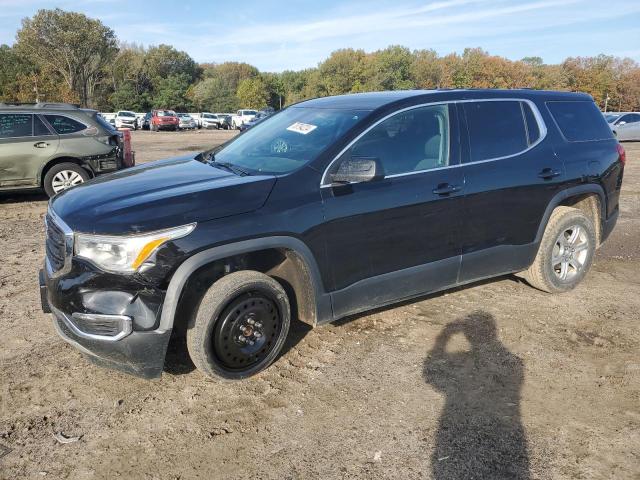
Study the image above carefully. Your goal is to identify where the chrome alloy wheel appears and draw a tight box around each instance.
[51,170,85,193]
[552,225,590,281]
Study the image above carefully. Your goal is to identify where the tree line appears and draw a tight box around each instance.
[1,8,639,113]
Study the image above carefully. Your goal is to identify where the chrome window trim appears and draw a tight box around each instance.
[320,97,547,188]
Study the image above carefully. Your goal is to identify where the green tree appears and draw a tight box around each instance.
[15,8,117,107]
[236,76,269,109]
[144,44,200,84]
[152,73,192,111]
[317,48,366,95]
[190,77,239,112]
[363,45,415,91]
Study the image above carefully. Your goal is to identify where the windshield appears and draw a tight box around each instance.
[208,107,370,174]
[119,111,135,117]
[242,110,258,116]
[605,114,621,123]
[157,110,175,117]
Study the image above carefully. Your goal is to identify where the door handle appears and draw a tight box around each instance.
[538,168,561,179]
[432,183,462,195]
[34,142,49,148]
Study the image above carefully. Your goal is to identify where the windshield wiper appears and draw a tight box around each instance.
[209,157,250,176]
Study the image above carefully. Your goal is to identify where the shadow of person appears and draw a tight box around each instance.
[424,311,530,480]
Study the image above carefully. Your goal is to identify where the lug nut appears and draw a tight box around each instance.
[247,318,255,325]
[254,332,262,338]
[255,322,262,328]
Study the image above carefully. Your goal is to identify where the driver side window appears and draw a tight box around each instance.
[345,104,450,176]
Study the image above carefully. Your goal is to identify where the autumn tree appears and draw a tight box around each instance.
[15,9,117,107]
[237,76,269,109]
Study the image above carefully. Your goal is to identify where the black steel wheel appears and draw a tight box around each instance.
[212,292,283,370]
[187,271,290,379]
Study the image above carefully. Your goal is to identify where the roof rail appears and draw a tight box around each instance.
[0,102,80,109]
[34,102,80,109]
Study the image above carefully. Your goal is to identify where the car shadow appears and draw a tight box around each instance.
[423,311,530,479]
[163,275,526,377]
[332,274,523,327]
[163,319,312,376]
[0,191,48,204]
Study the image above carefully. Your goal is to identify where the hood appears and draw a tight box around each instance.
[51,156,277,234]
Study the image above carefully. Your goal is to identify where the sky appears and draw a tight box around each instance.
[0,0,639,72]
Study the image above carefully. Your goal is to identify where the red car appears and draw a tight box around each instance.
[151,110,179,131]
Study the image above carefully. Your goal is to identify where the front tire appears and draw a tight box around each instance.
[43,162,89,197]
[187,271,291,380]
[523,206,596,293]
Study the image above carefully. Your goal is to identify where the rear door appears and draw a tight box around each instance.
[320,103,465,317]
[0,113,59,188]
[457,99,561,282]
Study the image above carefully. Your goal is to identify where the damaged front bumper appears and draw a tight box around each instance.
[39,263,172,379]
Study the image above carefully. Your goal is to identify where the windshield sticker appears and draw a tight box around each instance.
[286,122,317,135]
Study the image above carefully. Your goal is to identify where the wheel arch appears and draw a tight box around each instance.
[39,156,94,186]
[159,237,332,333]
[535,184,606,246]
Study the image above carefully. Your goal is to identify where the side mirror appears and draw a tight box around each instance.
[330,156,384,185]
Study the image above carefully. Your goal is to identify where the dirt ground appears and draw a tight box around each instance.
[0,130,639,480]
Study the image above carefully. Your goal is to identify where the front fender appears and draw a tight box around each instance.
[158,236,333,332]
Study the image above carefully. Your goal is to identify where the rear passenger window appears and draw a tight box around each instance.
[546,101,613,142]
[44,115,86,134]
[347,104,450,176]
[0,114,33,138]
[522,102,541,145]
[463,101,528,162]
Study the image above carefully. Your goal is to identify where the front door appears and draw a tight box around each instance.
[0,113,59,188]
[320,103,465,318]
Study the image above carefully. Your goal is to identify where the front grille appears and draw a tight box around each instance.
[46,215,67,272]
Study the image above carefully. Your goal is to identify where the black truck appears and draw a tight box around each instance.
[40,89,625,380]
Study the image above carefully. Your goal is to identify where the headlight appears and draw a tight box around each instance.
[74,223,196,273]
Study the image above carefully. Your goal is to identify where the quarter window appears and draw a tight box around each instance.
[0,114,33,138]
[546,101,613,142]
[44,115,86,134]
[344,104,450,176]
[463,101,528,162]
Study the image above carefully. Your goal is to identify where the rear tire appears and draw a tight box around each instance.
[523,206,596,293]
[187,271,291,380]
[43,162,89,197]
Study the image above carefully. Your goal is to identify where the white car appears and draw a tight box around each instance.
[606,112,640,141]
[198,112,220,129]
[177,113,197,130]
[114,110,137,130]
[231,109,258,130]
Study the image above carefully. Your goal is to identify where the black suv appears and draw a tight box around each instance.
[39,90,625,380]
